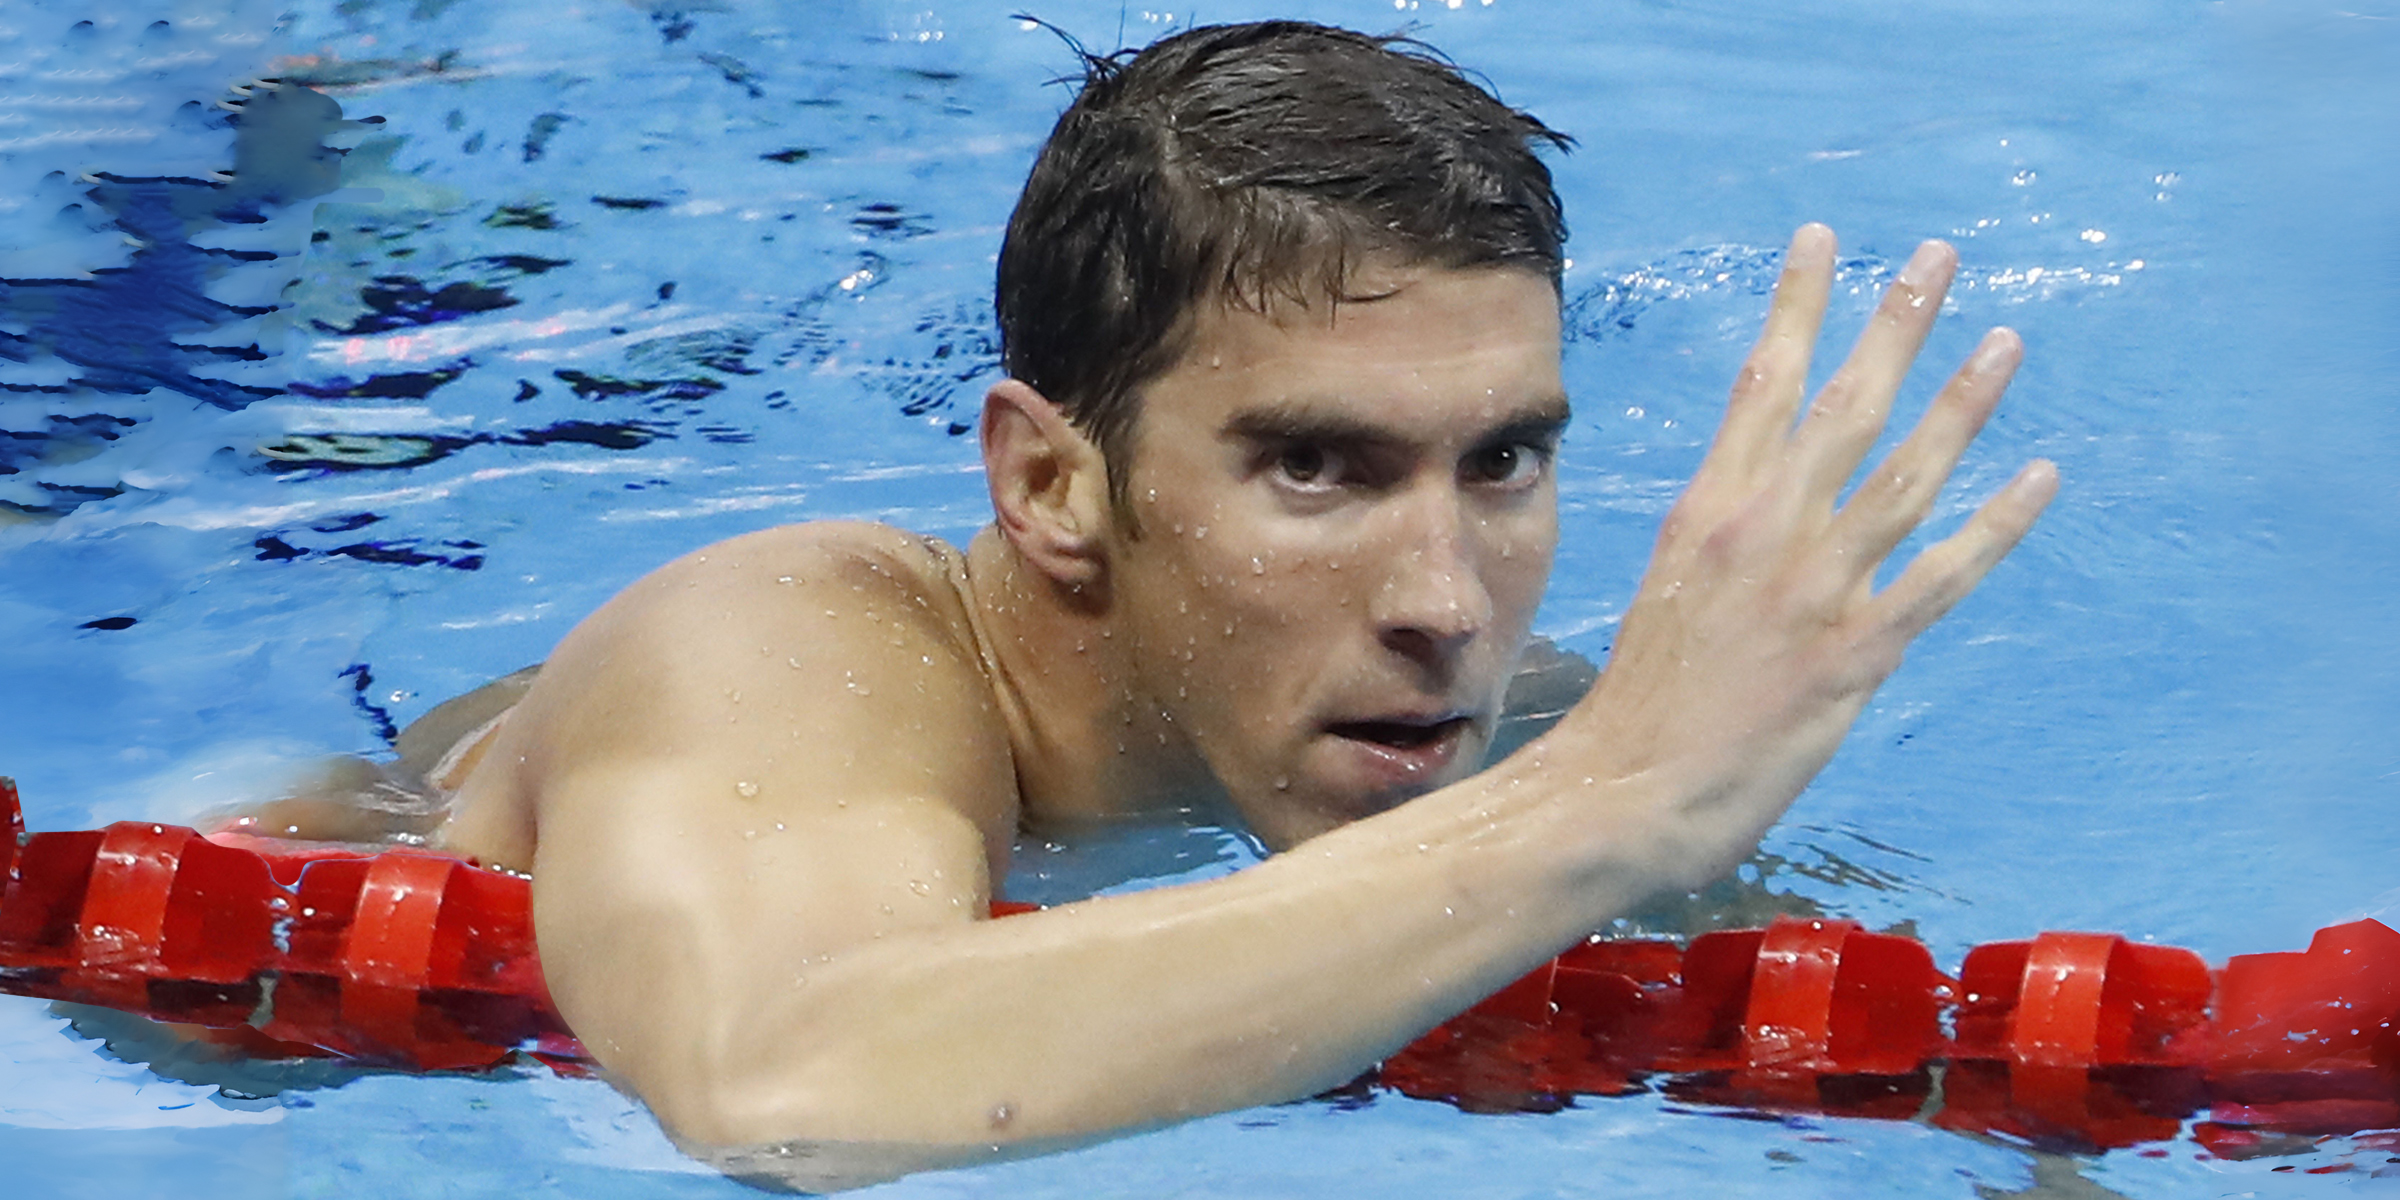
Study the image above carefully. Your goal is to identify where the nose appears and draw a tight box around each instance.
[1369,486,1493,669]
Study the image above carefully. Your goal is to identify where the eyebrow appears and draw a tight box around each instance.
[1222,395,1574,449]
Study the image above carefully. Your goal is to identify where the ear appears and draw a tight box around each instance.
[980,379,1113,589]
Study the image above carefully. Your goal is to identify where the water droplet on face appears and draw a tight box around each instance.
[735,780,761,798]
[777,575,795,585]
[909,879,931,896]
[1250,557,1265,575]
[1272,777,1290,791]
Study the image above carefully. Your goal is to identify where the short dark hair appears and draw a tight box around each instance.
[995,21,1572,511]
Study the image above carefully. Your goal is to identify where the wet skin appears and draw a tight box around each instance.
[391,226,2056,1188]
[1106,263,1566,848]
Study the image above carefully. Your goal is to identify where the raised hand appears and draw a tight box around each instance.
[1567,224,2057,885]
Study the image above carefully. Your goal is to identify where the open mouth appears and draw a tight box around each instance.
[1326,716,1470,749]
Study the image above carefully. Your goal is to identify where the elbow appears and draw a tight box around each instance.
[635,1053,822,1152]
[640,1067,1011,1194]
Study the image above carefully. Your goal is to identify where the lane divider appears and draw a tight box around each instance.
[1,778,2392,1154]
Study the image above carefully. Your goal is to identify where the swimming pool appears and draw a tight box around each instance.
[3,0,2395,1195]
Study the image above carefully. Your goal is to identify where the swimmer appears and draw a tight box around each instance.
[262,22,2055,1188]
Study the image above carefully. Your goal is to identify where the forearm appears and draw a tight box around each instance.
[618,757,1678,1152]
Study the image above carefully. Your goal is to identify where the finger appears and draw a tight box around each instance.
[1826,327,2023,573]
[1705,224,1836,482]
[1869,458,2058,640]
[1786,241,1958,504]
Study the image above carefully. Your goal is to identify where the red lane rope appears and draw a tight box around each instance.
[1,778,2392,1154]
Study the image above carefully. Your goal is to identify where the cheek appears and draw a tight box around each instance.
[1481,507,1559,613]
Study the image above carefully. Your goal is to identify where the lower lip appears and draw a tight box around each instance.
[1326,721,1469,794]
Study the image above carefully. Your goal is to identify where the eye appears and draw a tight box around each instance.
[1463,441,1547,488]
[1272,443,1345,490]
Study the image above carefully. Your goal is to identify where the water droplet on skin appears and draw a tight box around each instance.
[735,780,760,798]
[788,657,803,669]
[909,879,931,896]
[1273,777,1290,791]
[1250,557,1265,575]
[1193,525,1208,539]
[777,575,796,585]
[879,903,893,914]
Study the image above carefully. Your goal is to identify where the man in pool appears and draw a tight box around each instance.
[277,20,2054,1186]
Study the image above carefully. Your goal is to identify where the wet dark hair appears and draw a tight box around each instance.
[995,20,1573,512]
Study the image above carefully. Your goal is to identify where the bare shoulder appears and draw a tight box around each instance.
[587,520,977,637]
[447,520,1018,869]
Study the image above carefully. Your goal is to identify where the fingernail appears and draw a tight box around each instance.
[2011,459,2059,498]
[1970,330,2018,373]
[1899,240,1957,288]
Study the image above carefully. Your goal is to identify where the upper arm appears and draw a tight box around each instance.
[500,524,1020,1119]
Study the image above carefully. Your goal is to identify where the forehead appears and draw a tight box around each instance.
[1140,262,1566,435]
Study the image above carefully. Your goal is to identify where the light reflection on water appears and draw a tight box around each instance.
[0,1,2393,1196]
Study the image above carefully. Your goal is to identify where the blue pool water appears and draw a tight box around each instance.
[2,0,2395,1195]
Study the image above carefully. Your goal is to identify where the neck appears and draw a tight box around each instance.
[962,527,1218,825]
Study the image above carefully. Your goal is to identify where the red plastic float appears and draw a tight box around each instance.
[3,776,2395,1156]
